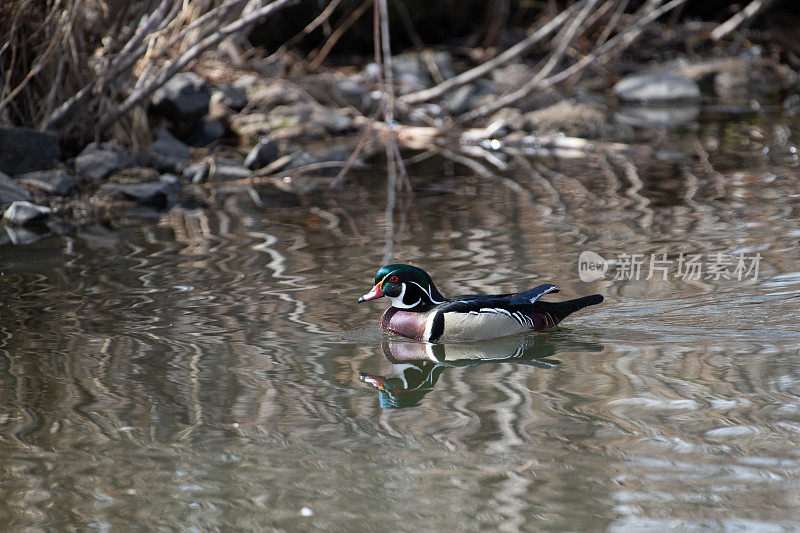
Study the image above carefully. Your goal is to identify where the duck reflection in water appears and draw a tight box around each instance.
[360,334,602,409]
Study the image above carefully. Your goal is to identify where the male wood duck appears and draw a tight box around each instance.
[358,264,603,342]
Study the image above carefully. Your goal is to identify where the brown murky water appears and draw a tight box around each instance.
[1,110,800,530]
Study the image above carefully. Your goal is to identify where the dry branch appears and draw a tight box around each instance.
[461,0,690,122]
[351,116,650,157]
[2,0,298,144]
[99,0,299,131]
[399,3,580,105]
[711,0,775,41]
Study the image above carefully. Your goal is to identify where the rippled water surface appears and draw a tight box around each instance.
[2,114,800,530]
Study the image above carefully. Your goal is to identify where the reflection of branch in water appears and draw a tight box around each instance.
[620,156,654,231]
[509,153,564,215]
[382,162,396,264]
[439,148,537,205]
[691,136,728,202]
[596,153,625,209]
[532,161,598,207]
[360,335,603,409]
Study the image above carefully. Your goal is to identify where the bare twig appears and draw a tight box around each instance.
[595,0,630,48]
[482,0,511,48]
[461,0,690,122]
[399,3,580,105]
[595,0,689,62]
[374,0,409,191]
[266,0,344,64]
[711,0,775,41]
[308,0,373,71]
[328,106,382,189]
[462,0,600,121]
[43,0,180,129]
[98,0,298,131]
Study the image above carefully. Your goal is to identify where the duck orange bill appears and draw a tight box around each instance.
[358,284,384,303]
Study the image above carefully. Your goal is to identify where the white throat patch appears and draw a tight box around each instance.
[390,283,421,309]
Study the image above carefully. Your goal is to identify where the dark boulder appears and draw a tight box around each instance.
[189,118,225,147]
[151,72,211,123]
[151,128,192,160]
[212,83,248,111]
[245,138,279,170]
[75,142,133,183]
[0,127,59,175]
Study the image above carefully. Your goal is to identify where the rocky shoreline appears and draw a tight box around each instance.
[1,39,798,247]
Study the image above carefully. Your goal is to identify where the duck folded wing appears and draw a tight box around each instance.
[511,284,559,304]
[436,292,604,341]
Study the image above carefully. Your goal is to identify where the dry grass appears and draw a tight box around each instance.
[0,0,296,149]
[0,0,777,155]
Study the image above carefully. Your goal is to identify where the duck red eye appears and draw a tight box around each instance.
[389,275,400,283]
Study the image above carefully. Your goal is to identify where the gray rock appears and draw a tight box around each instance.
[151,72,210,122]
[314,109,352,134]
[160,173,181,187]
[0,171,32,204]
[615,104,700,128]
[336,75,369,104]
[391,51,454,82]
[100,174,181,208]
[445,80,497,115]
[75,142,133,182]
[614,71,700,103]
[245,138,279,170]
[331,73,378,115]
[148,128,191,173]
[190,118,225,147]
[289,145,348,176]
[396,73,428,95]
[2,201,51,226]
[407,103,445,125]
[17,169,75,196]
[291,151,319,168]
[0,127,60,175]
[445,84,479,115]
[366,51,455,94]
[213,83,248,111]
[151,128,192,160]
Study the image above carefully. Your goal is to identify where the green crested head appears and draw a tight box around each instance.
[359,264,446,310]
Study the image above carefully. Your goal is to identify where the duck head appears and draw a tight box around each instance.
[358,264,446,310]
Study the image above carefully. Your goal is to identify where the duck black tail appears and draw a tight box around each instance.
[533,294,603,326]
